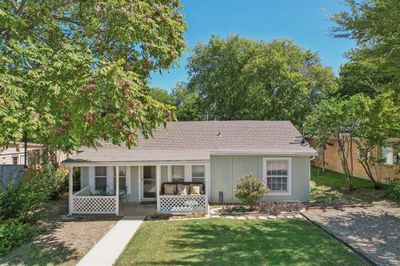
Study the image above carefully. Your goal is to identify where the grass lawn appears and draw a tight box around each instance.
[310,167,388,204]
[115,218,367,266]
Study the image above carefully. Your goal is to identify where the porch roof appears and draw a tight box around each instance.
[63,149,210,166]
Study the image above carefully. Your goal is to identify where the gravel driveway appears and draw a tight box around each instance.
[303,201,400,266]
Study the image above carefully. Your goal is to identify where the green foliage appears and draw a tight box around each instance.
[385,178,400,201]
[0,163,63,223]
[333,0,400,97]
[186,35,338,127]
[235,173,269,210]
[148,87,175,106]
[171,83,203,121]
[0,1,186,151]
[0,163,67,255]
[0,221,34,256]
[307,93,400,189]
[306,96,362,191]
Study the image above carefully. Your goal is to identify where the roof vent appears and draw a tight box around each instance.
[216,131,221,137]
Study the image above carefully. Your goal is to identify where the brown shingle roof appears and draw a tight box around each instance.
[64,121,316,164]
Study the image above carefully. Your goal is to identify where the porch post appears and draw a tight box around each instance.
[156,165,161,213]
[205,163,211,214]
[68,166,73,215]
[116,166,120,216]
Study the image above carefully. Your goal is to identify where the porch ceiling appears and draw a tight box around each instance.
[63,149,210,166]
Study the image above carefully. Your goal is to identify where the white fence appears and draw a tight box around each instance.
[159,194,208,213]
[71,186,117,214]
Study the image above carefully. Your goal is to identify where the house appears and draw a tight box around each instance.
[0,142,43,165]
[63,121,316,215]
[0,142,71,186]
[310,138,400,182]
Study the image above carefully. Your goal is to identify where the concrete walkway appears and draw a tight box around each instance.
[77,216,144,266]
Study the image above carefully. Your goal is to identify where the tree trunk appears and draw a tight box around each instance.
[359,160,380,189]
[337,134,353,192]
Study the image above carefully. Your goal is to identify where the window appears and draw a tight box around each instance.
[172,165,185,182]
[113,166,127,191]
[95,166,107,191]
[19,155,25,165]
[192,165,205,183]
[357,149,370,159]
[380,145,394,165]
[12,156,18,165]
[264,159,291,194]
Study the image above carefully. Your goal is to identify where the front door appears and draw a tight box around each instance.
[142,166,156,200]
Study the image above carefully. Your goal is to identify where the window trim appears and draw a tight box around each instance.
[95,166,107,191]
[263,158,292,196]
[380,145,394,166]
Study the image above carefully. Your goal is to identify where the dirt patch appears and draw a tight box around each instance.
[0,196,120,266]
[303,200,400,266]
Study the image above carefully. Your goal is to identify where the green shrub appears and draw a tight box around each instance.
[0,221,34,256]
[385,179,400,201]
[0,165,58,223]
[235,173,269,210]
[41,163,68,200]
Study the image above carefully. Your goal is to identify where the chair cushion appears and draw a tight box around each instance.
[164,184,176,195]
[177,184,188,195]
[190,184,202,195]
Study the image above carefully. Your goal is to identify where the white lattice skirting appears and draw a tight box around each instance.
[72,187,116,214]
[159,195,208,213]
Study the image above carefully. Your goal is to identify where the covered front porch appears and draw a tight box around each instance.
[66,160,210,216]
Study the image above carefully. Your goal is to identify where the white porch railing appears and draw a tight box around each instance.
[71,186,117,214]
[159,194,208,213]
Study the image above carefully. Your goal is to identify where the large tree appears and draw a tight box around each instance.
[333,0,400,97]
[0,0,186,151]
[306,96,360,191]
[171,82,203,121]
[186,35,338,127]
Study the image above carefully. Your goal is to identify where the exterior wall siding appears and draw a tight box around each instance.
[309,139,399,182]
[210,155,310,203]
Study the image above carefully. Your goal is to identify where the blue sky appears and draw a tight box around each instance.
[150,0,355,91]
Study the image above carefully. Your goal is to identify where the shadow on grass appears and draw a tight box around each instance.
[0,196,119,265]
[118,219,366,266]
[310,167,389,205]
[0,221,79,265]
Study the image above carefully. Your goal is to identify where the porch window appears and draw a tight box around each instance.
[380,145,394,165]
[95,166,107,191]
[172,165,185,182]
[192,165,205,183]
[263,158,291,194]
[113,166,127,192]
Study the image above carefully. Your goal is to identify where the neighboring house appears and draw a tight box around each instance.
[63,121,316,215]
[0,142,71,186]
[0,142,42,186]
[0,142,43,165]
[310,138,400,182]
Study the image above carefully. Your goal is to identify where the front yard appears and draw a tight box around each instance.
[115,218,367,266]
[0,197,120,266]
